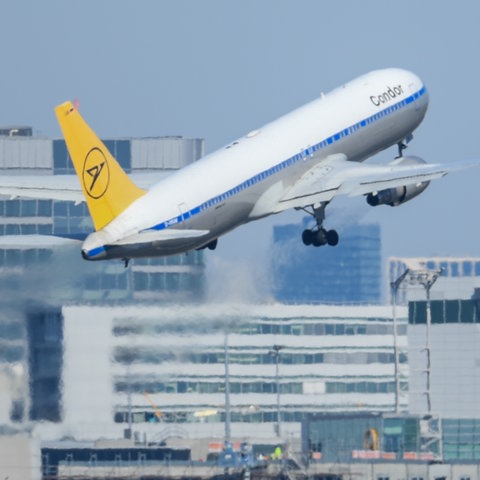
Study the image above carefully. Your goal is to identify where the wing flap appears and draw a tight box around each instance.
[275,156,480,212]
[345,158,480,196]
[275,154,348,211]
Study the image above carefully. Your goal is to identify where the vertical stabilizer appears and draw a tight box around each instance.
[55,101,145,231]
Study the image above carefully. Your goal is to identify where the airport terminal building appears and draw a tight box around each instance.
[3,130,480,474]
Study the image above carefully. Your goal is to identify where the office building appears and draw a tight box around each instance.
[32,303,408,441]
[408,296,480,418]
[272,220,381,304]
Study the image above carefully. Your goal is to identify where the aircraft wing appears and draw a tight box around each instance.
[275,155,479,212]
[0,234,82,248]
[0,172,169,202]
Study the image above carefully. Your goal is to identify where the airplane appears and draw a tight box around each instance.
[0,68,477,263]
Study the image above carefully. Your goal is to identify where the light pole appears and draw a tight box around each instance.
[408,267,443,461]
[390,268,410,413]
[408,268,442,414]
[224,332,231,441]
[269,345,284,438]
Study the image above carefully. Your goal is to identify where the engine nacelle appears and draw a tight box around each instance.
[366,156,430,207]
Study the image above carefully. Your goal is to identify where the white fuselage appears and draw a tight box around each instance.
[82,68,429,260]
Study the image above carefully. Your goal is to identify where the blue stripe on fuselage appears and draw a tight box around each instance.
[147,86,427,233]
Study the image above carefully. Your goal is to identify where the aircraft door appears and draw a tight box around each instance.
[178,202,191,229]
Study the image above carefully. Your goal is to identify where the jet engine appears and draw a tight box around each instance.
[366,156,430,207]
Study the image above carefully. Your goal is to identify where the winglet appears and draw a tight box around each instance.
[54,101,146,230]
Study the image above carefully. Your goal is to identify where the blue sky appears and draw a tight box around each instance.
[1,0,480,288]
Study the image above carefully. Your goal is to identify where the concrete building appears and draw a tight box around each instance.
[408,297,480,419]
[388,257,480,423]
[27,303,408,442]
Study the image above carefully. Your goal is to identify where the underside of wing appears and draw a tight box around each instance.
[275,155,480,212]
[0,172,168,202]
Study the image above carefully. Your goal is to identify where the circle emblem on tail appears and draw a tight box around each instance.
[82,148,110,199]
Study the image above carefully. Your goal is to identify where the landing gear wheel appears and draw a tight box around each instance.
[302,229,314,246]
[299,202,339,248]
[326,229,339,246]
[312,229,328,247]
[301,228,339,247]
[207,239,218,250]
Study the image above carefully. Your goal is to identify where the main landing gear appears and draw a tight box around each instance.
[196,239,218,251]
[396,133,413,158]
[300,202,339,248]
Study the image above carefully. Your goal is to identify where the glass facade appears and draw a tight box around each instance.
[303,414,384,462]
[272,221,381,304]
[409,299,480,324]
[443,418,480,461]
[304,415,480,463]
[105,305,408,426]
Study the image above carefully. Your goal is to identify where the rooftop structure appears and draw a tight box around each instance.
[388,256,480,304]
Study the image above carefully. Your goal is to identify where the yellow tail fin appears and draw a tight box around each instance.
[54,101,146,231]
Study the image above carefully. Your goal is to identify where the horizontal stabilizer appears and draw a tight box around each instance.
[0,234,82,249]
[0,172,169,203]
[0,176,84,202]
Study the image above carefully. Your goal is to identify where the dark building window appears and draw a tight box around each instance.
[27,310,63,422]
[409,299,480,324]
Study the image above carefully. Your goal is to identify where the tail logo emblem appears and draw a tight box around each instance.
[82,148,110,199]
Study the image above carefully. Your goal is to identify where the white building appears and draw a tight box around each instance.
[408,297,480,418]
[388,257,480,419]
[31,303,409,442]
